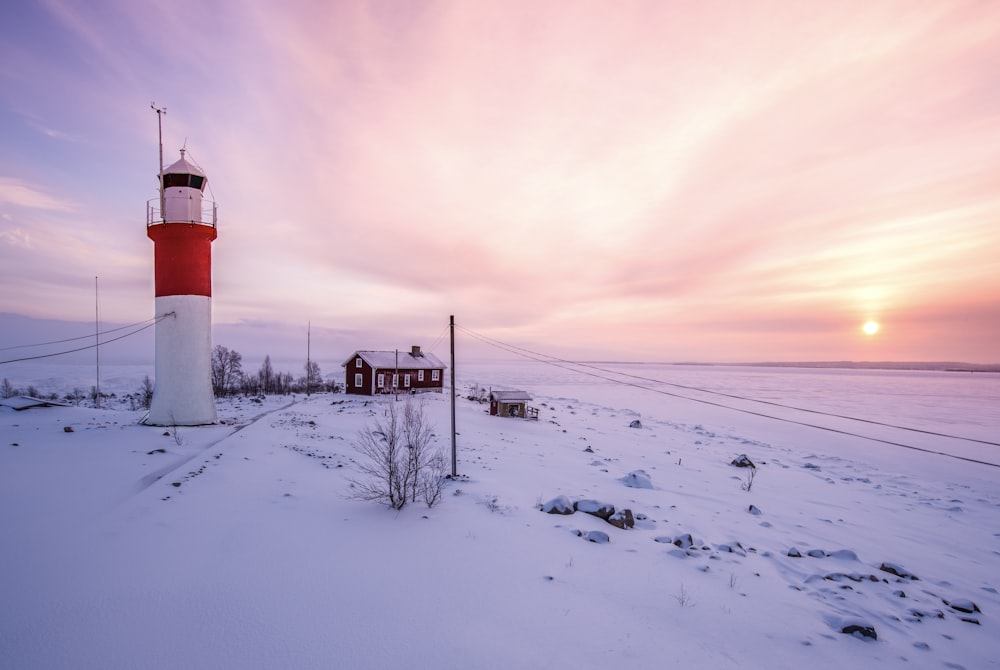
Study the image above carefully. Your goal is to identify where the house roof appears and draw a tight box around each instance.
[343,350,446,370]
[0,395,70,411]
[490,390,532,402]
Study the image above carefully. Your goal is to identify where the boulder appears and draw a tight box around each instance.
[947,599,981,614]
[841,624,877,640]
[731,454,755,468]
[540,495,575,515]
[622,469,653,489]
[584,530,610,544]
[629,419,643,429]
[747,504,762,516]
[879,562,917,579]
[607,509,635,530]
[575,499,615,520]
[673,533,694,549]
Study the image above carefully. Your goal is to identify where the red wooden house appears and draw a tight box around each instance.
[342,346,446,396]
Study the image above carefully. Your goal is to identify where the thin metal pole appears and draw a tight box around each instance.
[306,321,311,397]
[450,315,457,477]
[151,103,166,219]
[95,276,100,409]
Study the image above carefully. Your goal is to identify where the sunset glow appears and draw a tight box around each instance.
[863,321,880,336]
[1,2,999,363]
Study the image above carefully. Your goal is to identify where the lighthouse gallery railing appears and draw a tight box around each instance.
[147,197,218,228]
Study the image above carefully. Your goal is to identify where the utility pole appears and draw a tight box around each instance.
[450,315,457,477]
[306,321,311,397]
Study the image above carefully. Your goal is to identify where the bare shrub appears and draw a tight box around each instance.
[349,399,444,510]
[741,466,757,493]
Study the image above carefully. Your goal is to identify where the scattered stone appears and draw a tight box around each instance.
[842,624,877,640]
[607,509,635,530]
[731,454,755,468]
[63,426,74,433]
[807,549,827,558]
[575,499,615,521]
[880,562,917,579]
[171,482,182,487]
[654,536,674,544]
[947,599,981,614]
[540,495,575,515]
[584,530,610,544]
[147,448,166,455]
[673,533,694,549]
[748,504,762,516]
[961,617,981,625]
[629,419,643,429]
[827,549,859,561]
[583,446,594,453]
[622,469,653,489]
[788,547,802,558]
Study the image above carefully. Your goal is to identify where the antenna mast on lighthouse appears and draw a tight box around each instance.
[151,102,166,219]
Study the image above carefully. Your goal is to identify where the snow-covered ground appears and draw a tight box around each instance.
[1,362,998,669]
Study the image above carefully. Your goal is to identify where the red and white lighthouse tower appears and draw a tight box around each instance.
[145,149,218,425]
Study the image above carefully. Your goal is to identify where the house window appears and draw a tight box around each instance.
[392,374,399,389]
[355,358,362,368]
[354,373,363,388]
[404,374,411,388]
[377,373,385,388]
[418,370,425,382]
[432,370,440,382]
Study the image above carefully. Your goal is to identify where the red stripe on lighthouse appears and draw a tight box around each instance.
[148,224,218,297]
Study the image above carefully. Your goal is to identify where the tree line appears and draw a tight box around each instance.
[210,345,335,397]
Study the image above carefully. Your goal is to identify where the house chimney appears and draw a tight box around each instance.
[411,345,422,357]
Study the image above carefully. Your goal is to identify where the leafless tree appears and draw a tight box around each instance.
[139,375,154,410]
[211,345,243,397]
[349,399,444,509]
[1,378,14,399]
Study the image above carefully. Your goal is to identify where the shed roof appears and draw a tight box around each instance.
[490,390,532,402]
[343,350,446,370]
[0,396,70,411]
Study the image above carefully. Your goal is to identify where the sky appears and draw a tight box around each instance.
[1,0,999,365]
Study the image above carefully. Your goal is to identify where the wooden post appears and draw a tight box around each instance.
[450,315,457,477]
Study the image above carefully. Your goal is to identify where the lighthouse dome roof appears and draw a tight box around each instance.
[161,151,206,177]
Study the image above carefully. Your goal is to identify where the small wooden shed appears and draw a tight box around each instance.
[489,390,537,419]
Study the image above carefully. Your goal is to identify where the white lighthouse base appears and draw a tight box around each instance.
[146,294,218,426]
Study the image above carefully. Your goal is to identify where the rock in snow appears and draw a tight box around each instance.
[622,469,653,489]
[575,499,615,520]
[584,530,610,544]
[731,454,755,468]
[540,495,575,515]
[842,624,878,640]
[607,509,635,529]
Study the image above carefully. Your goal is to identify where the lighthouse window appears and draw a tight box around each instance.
[161,174,205,190]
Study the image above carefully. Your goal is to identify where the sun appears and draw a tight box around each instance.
[862,320,880,336]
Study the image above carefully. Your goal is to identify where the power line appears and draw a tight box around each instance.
[0,313,172,365]
[0,316,162,352]
[455,324,1000,469]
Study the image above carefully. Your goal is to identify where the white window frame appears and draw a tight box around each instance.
[355,358,362,368]
[431,369,440,382]
[404,373,411,388]
[418,370,425,382]
[377,373,385,389]
[354,373,363,387]
[392,373,399,389]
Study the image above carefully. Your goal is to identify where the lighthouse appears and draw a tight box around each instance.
[145,149,219,425]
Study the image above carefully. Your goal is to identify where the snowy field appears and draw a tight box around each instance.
[2,361,999,669]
